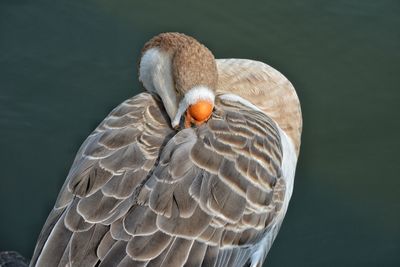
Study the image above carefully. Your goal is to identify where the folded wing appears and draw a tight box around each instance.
[31,59,298,267]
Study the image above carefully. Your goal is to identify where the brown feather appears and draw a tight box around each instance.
[123,205,158,236]
[110,218,131,241]
[34,212,72,266]
[126,231,172,261]
[117,256,147,267]
[159,237,193,267]
[64,197,93,232]
[69,224,108,266]
[184,241,208,267]
[96,231,116,260]
[98,240,128,267]
[31,35,302,267]
[201,245,219,267]
[216,58,302,154]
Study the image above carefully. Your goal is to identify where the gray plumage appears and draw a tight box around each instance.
[30,33,302,267]
[30,92,285,267]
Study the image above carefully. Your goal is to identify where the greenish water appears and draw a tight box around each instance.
[1,0,399,266]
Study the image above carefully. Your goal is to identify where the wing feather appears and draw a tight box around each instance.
[126,231,172,261]
[184,240,208,267]
[97,231,116,260]
[32,59,300,267]
[121,97,285,266]
[30,93,174,266]
[98,240,128,267]
[69,224,108,266]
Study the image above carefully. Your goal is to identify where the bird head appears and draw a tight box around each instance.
[138,32,217,129]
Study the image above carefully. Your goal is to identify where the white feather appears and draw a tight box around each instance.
[139,48,178,121]
[250,126,298,266]
[219,93,263,113]
[222,92,298,265]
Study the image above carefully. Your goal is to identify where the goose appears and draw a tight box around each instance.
[30,32,302,267]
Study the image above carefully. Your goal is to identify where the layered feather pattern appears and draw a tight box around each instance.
[30,58,301,267]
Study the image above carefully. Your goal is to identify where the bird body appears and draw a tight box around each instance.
[30,33,302,267]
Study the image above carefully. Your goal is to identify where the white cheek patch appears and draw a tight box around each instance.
[172,86,215,128]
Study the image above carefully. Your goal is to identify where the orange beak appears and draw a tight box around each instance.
[184,100,213,128]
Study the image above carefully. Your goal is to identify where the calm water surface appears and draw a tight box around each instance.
[1,0,399,266]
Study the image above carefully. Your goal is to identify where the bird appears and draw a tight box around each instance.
[30,32,302,267]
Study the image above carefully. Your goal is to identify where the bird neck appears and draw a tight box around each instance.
[139,47,178,122]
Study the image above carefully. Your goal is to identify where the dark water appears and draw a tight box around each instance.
[1,0,399,266]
